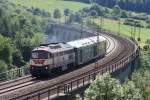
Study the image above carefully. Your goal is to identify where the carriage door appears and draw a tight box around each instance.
[80,49,83,64]
[93,44,97,57]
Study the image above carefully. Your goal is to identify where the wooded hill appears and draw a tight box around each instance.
[69,0,150,13]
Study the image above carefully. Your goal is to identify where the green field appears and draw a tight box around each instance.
[94,18,150,46]
[11,0,89,12]
[11,0,150,45]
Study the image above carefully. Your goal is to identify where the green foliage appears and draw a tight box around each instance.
[72,0,150,13]
[14,32,43,62]
[0,60,7,73]
[120,11,128,18]
[64,8,71,16]
[145,87,150,100]
[28,7,51,17]
[11,0,89,13]
[112,5,121,19]
[123,19,143,28]
[140,50,150,69]
[12,50,25,67]
[145,39,150,45]
[132,71,150,100]
[85,74,123,100]
[85,74,142,100]
[53,9,61,19]
[0,35,13,65]
[0,0,47,70]
[122,81,143,100]
[64,8,71,23]
[68,12,83,23]
[0,60,8,81]
[128,49,150,100]
[86,17,99,29]
[143,45,150,51]
[90,4,104,16]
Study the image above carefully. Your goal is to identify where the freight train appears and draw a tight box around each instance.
[30,36,107,77]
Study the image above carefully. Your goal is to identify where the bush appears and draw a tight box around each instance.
[143,45,150,51]
[0,35,13,65]
[0,60,8,81]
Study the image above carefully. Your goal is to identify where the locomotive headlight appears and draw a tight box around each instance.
[45,66,48,70]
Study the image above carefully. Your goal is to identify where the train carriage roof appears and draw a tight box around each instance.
[67,36,106,48]
[32,35,106,53]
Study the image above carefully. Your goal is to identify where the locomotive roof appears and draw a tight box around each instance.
[67,36,106,48]
[32,43,73,53]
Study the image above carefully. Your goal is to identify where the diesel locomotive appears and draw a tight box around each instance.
[30,36,107,77]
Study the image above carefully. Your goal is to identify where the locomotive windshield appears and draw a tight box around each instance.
[31,50,49,59]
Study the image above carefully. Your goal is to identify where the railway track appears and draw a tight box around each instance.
[0,75,33,91]
[0,32,137,100]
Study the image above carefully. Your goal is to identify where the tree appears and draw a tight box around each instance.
[112,5,121,19]
[64,8,70,23]
[33,8,41,16]
[68,14,75,23]
[0,60,8,81]
[122,81,143,100]
[68,12,83,24]
[74,0,150,13]
[120,11,128,18]
[85,73,143,100]
[85,74,123,100]
[132,71,150,99]
[12,50,25,67]
[90,3,103,16]
[53,9,61,23]
[0,35,13,65]
[0,60,7,73]
[0,0,48,70]
[0,7,5,18]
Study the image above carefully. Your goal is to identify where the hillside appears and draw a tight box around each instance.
[71,0,150,13]
[10,0,150,45]
[11,0,89,12]
[0,0,47,73]
[94,18,150,46]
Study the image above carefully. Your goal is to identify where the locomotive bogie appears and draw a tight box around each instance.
[30,65,51,77]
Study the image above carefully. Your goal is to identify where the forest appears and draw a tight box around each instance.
[0,0,50,73]
[69,0,150,13]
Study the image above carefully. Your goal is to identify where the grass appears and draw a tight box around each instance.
[94,18,150,46]
[11,0,90,13]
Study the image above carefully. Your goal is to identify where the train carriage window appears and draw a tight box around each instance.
[69,54,73,59]
[49,53,52,58]
[32,52,38,59]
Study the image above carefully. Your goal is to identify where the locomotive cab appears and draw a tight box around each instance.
[30,50,53,77]
[30,43,75,77]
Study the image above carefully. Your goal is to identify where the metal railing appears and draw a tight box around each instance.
[0,66,30,82]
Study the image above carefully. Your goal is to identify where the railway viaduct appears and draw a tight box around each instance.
[0,24,139,100]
